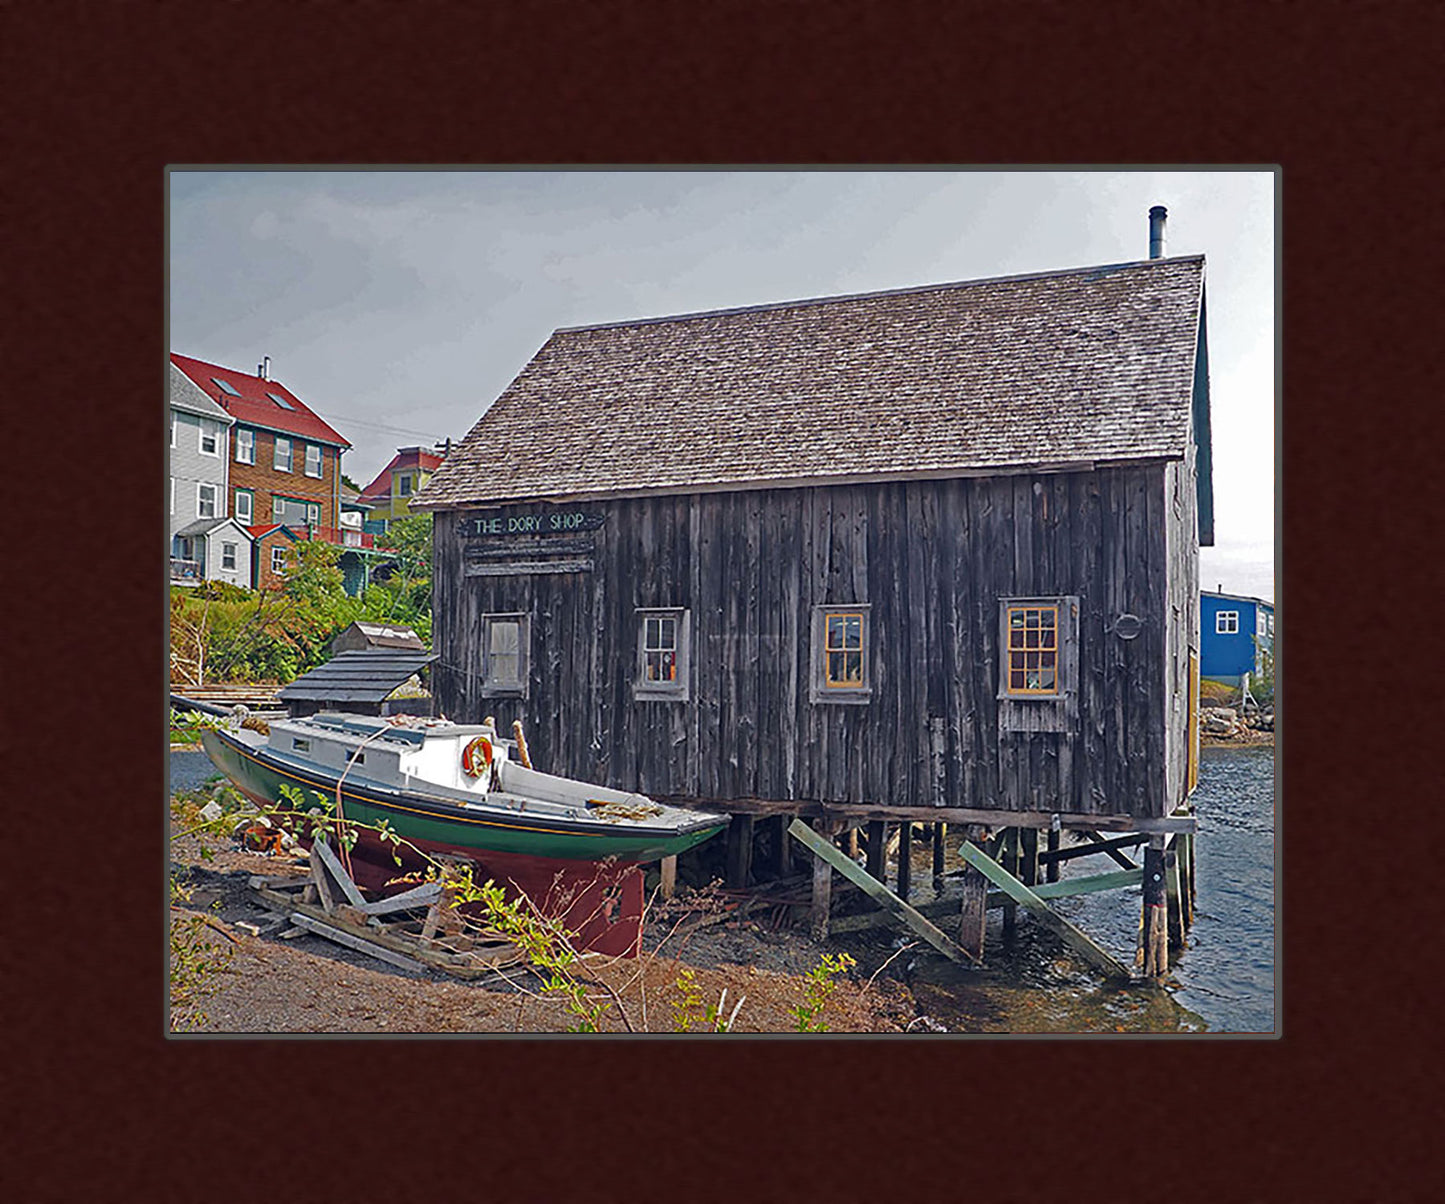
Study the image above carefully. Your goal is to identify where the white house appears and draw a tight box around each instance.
[170,362,237,584]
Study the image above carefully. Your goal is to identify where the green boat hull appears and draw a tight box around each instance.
[200,728,726,864]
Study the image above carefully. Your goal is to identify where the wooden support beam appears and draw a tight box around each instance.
[307,845,336,914]
[957,842,1133,981]
[288,913,429,974]
[932,822,947,891]
[1020,827,1039,888]
[1026,868,1142,900]
[958,826,988,961]
[1177,832,1194,928]
[311,838,367,909]
[865,820,887,881]
[725,814,755,889]
[845,827,859,860]
[659,854,677,901]
[768,815,790,877]
[897,822,913,902]
[1038,832,1146,867]
[358,880,443,916]
[788,819,978,966]
[1138,836,1169,978]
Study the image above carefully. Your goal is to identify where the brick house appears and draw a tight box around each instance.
[170,353,351,542]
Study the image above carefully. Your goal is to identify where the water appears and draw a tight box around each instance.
[842,745,1276,1034]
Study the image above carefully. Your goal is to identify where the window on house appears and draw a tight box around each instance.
[810,604,870,703]
[221,542,237,571]
[212,377,240,397]
[274,436,292,472]
[398,474,413,497]
[272,545,289,575]
[267,392,296,411]
[1005,604,1060,695]
[234,489,253,525]
[170,414,177,448]
[306,501,320,527]
[997,596,1080,726]
[636,609,690,699]
[1266,613,1274,638]
[305,444,322,478]
[197,483,217,519]
[1216,610,1239,635]
[199,420,219,456]
[481,614,528,695]
[235,427,254,464]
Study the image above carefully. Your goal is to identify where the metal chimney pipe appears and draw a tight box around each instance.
[263,355,271,380]
[1148,205,1168,259]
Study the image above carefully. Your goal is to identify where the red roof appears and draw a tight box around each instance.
[357,446,446,505]
[171,353,351,448]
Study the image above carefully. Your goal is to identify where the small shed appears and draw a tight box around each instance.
[329,621,427,655]
[277,648,438,718]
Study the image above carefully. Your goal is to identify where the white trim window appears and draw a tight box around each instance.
[221,541,237,571]
[234,427,254,465]
[397,473,413,497]
[1216,610,1239,635]
[274,435,292,472]
[170,413,178,448]
[197,482,218,519]
[234,489,253,525]
[306,501,320,527]
[271,545,289,575]
[635,608,690,700]
[480,614,528,696]
[170,477,175,514]
[198,419,220,457]
[304,443,323,478]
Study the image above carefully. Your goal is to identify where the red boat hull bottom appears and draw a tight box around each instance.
[343,838,645,958]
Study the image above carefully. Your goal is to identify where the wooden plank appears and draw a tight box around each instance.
[1026,868,1142,900]
[357,880,444,916]
[1138,835,1169,977]
[957,826,988,960]
[789,819,978,967]
[659,854,677,901]
[810,823,833,940]
[1038,832,1147,866]
[312,838,367,908]
[865,820,887,881]
[932,822,946,889]
[814,804,1196,834]
[897,822,912,901]
[1001,828,1018,947]
[957,841,1132,980]
[288,913,429,974]
[308,845,336,914]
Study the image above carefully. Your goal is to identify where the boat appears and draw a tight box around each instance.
[200,710,729,956]
[200,710,728,867]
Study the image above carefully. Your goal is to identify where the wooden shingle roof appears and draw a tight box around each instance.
[414,255,1206,509]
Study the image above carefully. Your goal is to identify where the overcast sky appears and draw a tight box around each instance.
[169,168,1276,601]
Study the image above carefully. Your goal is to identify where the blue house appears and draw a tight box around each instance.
[1200,589,1274,684]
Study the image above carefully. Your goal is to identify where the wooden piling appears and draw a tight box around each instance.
[810,820,834,940]
[1046,827,1061,883]
[1020,827,1039,889]
[767,815,790,877]
[846,826,859,860]
[1001,828,1019,948]
[897,822,913,901]
[725,814,755,889]
[1165,842,1185,950]
[1138,835,1169,977]
[865,820,887,882]
[932,822,947,890]
[957,826,988,960]
[659,854,677,901]
[1177,831,1194,928]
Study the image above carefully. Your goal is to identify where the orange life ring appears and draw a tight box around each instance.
[461,735,494,778]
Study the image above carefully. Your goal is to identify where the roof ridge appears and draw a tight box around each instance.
[554,254,1205,334]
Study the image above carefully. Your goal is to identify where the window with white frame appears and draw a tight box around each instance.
[481,614,528,696]
[170,477,175,514]
[397,474,413,497]
[170,413,178,448]
[274,436,292,472]
[306,501,319,527]
[1216,610,1239,635]
[635,609,689,699]
[197,483,218,519]
[271,545,289,575]
[810,604,871,703]
[235,427,254,464]
[305,443,322,478]
[199,420,219,456]
[221,542,237,571]
[234,489,253,525]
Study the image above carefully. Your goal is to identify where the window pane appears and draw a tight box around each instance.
[844,652,861,683]
[1039,667,1056,690]
[491,621,519,655]
[645,617,660,648]
[659,617,675,649]
[827,615,844,649]
[828,651,844,683]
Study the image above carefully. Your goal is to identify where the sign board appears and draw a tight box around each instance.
[457,508,606,539]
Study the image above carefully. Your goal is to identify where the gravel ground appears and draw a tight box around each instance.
[169,821,917,1035]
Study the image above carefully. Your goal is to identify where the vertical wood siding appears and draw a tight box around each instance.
[432,463,1182,820]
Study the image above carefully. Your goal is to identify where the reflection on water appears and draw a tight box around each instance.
[837,745,1276,1034]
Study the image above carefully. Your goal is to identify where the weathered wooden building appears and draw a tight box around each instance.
[415,216,1213,974]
